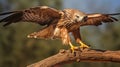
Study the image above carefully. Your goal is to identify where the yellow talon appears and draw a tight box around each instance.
[69,42,78,52]
[79,41,90,49]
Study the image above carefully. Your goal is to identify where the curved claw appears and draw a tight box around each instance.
[79,41,90,50]
[80,43,89,49]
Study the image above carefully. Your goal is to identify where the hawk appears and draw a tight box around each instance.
[0,6,120,52]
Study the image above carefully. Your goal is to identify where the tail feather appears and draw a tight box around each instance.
[27,25,55,39]
[0,11,23,26]
[27,25,56,39]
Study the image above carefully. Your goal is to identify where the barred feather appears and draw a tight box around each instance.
[80,13,120,26]
[0,6,61,26]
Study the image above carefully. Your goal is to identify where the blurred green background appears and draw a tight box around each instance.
[0,0,120,67]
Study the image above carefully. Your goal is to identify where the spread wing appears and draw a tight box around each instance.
[80,13,120,26]
[0,6,61,26]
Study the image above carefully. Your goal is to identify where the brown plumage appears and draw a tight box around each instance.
[0,6,61,26]
[0,6,120,51]
[80,13,119,26]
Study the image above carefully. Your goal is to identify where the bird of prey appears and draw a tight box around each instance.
[0,6,120,52]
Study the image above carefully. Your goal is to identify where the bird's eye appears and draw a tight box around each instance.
[76,15,79,18]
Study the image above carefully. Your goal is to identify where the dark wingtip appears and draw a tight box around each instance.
[0,11,20,16]
[0,11,23,26]
[3,22,12,27]
[0,11,19,23]
[107,13,120,15]
[110,17,118,21]
[0,18,5,23]
[0,12,13,15]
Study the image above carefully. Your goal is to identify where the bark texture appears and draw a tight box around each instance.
[27,48,120,67]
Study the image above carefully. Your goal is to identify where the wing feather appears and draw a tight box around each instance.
[0,6,61,26]
[80,13,119,26]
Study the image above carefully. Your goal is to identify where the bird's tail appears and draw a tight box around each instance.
[27,25,56,39]
[0,11,23,27]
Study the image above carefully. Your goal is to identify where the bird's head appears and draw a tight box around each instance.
[73,10,87,22]
[63,9,88,23]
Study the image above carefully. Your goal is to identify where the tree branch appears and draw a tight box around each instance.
[27,48,120,67]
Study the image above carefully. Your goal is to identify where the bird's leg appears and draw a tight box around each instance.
[60,27,78,53]
[72,28,90,50]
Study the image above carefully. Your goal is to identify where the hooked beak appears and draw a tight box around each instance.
[81,16,88,22]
